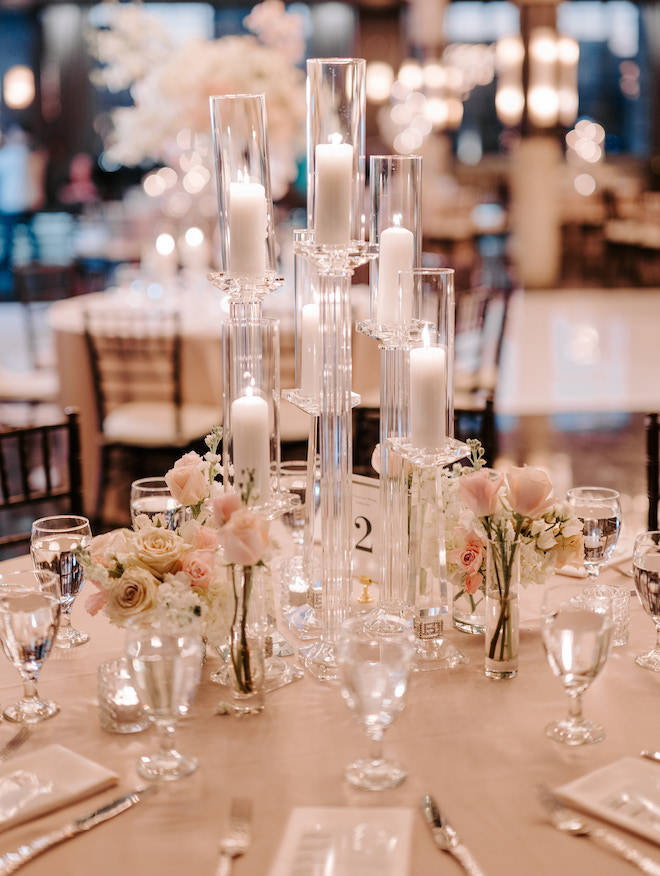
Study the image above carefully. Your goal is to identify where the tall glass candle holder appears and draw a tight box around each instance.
[369,155,422,331]
[299,269,355,681]
[209,93,282,301]
[306,58,366,249]
[222,318,283,514]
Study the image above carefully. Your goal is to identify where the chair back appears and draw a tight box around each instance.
[647,412,659,531]
[0,408,83,555]
[83,307,184,440]
[13,262,80,370]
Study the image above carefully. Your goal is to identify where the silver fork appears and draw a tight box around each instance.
[537,783,660,875]
[216,798,252,876]
[0,726,29,762]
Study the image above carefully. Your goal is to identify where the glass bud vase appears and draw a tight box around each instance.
[485,535,520,679]
[227,563,266,714]
[453,582,486,635]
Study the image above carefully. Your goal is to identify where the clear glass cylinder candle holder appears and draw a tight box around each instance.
[210,93,277,280]
[370,155,422,326]
[222,317,280,505]
[294,228,322,402]
[405,268,455,450]
[306,58,366,247]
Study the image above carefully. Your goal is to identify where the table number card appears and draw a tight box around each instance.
[352,474,380,582]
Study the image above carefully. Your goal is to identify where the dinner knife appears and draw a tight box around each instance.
[421,794,487,876]
[0,786,154,875]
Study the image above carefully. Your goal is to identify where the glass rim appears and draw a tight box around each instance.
[31,515,90,533]
[566,486,620,500]
[131,477,171,491]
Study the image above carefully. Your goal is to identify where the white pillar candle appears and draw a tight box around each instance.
[376,225,415,324]
[410,343,446,449]
[229,181,267,278]
[314,139,353,246]
[231,394,271,501]
[300,302,320,398]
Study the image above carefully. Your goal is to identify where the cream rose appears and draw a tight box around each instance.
[89,528,130,567]
[218,508,269,566]
[133,526,187,576]
[165,452,208,507]
[104,567,159,625]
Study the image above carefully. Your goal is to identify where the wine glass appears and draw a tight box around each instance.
[337,616,415,790]
[540,581,613,746]
[125,612,204,781]
[130,477,185,530]
[632,531,660,671]
[566,487,622,581]
[0,569,61,723]
[31,514,92,648]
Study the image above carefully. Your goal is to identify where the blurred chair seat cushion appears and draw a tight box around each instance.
[0,367,59,402]
[103,401,219,446]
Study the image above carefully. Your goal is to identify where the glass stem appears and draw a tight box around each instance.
[158,723,177,756]
[368,729,384,763]
[22,677,39,704]
[60,607,72,632]
[567,690,584,724]
[654,624,660,653]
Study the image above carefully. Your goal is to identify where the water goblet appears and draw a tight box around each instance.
[541,581,613,746]
[31,514,92,648]
[125,612,204,781]
[566,486,622,581]
[337,616,415,790]
[0,569,61,723]
[632,531,660,671]
[130,477,185,530]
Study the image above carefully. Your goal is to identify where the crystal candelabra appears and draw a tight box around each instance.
[383,269,470,670]
[284,58,378,681]
[209,91,302,692]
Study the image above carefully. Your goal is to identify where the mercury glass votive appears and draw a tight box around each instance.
[98,658,149,734]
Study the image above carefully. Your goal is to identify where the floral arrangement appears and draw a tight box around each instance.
[88,0,307,199]
[445,441,584,601]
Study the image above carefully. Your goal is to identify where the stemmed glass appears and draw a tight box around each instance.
[0,569,61,723]
[337,616,415,790]
[130,477,185,530]
[541,582,613,746]
[125,612,204,781]
[31,515,92,648]
[632,531,660,671]
[566,487,622,581]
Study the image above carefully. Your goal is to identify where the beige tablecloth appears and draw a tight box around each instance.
[0,550,657,876]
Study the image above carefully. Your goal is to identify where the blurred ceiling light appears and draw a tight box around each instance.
[495,29,578,130]
[3,65,35,109]
[398,60,424,91]
[143,172,167,198]
[156,232,175,256]
[184,226,204,248]
[366,61,394,103]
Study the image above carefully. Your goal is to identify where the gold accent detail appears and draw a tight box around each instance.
[357,575,374,604]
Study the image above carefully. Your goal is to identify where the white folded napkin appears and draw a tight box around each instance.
[268,807,413,876]
[0,744,118,832]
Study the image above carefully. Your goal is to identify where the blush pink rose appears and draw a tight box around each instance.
[187,521,220,551]
[84,581,108,616]
[217,508,269,566]
[181,549,216,589]
[506,466,553,518]
[458,469,504,518]
[449,530,484,576]
[165,452,208,506]
[89,529,129,567]
[212,492,243,528]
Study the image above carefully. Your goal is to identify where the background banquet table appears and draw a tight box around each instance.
[0,550,658,875]
[48,282,378,520]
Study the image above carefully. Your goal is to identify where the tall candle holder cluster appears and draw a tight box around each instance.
[210,63,472,686]
[209,92,303,692]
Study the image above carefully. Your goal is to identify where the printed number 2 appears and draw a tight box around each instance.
[354,515,373,553]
